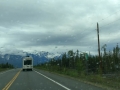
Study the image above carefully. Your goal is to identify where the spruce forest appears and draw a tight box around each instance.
[37,44,120,75]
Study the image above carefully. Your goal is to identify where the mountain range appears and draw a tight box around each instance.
[0,51,62,68]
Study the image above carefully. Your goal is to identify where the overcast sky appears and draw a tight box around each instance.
[0,0,120,55]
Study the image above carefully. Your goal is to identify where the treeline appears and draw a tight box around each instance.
[0,62,14,68]
[37,44,120,74]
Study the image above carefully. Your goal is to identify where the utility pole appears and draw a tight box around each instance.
[97,22,102,72]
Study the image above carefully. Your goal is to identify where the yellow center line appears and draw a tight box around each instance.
[2,69,21,90]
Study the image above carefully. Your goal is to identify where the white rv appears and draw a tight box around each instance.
[22,56,33,71]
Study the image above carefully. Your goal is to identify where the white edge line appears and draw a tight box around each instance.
[34,70,71,90]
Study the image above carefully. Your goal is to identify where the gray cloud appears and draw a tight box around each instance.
[0,0,120,55]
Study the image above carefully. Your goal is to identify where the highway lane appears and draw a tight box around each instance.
[0,69,105,90]
[0,69,19,90]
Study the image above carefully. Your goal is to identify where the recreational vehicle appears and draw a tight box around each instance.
[22,56,33,71]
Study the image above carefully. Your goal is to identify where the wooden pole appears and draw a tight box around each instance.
[97,22,102,72]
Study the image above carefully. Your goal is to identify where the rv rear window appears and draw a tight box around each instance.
[24,60,32,65]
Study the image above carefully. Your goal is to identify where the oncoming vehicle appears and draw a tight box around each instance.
[22,56,33,71]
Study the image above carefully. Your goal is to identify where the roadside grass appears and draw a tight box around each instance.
[34,66,120,90]
[84,74,120,90]
[0,68,11,72]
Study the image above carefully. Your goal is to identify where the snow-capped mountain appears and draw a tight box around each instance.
[0,51,62,68]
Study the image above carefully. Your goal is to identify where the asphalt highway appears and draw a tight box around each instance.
[0,69,105,90]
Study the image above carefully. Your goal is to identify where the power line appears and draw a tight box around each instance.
[98,9,120,23]
[81,7,120,35]
[63,6,120,50]
[100,17,120,29]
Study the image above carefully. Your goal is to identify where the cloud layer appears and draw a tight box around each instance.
[0,0,120,55]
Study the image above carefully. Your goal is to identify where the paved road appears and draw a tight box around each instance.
[0,69,105,90]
